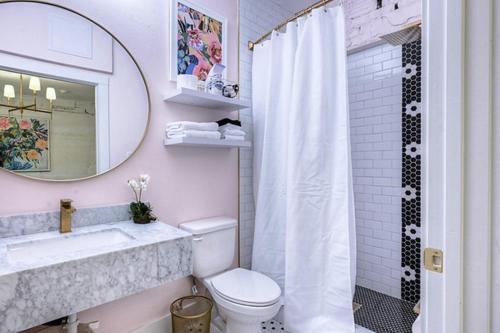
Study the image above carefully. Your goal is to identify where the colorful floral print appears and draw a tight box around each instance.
[19,119,32,130]
[176,2,223,81]
[0,117,49,171]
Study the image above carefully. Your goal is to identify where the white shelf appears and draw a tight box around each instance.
[164,137,251,148]
[163,88,251,111]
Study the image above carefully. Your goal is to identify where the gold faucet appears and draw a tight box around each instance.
[60,199,76,233]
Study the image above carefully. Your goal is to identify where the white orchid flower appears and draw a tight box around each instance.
[128,174,151,203]
[128,179,140,191]
[139,174,150,184]
[139,174,150,192]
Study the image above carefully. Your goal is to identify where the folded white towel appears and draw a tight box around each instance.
[218,123,242,132]
[167,121,218,132]
[167,130,221,140]
[222,134,245,141]
[219,128,246,136]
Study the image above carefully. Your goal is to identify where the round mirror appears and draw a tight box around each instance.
[0,1,150,181]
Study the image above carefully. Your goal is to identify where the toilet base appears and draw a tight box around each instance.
[225,319,261,333]
[217,303,279,333]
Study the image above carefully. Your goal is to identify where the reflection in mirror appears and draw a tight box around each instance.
[0,69,97,179]
[0,1,149,181]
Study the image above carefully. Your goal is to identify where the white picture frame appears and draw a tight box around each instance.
[170,0,227,81]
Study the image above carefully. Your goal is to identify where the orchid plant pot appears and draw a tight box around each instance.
[130,201,157,224]
[128,174,157,224]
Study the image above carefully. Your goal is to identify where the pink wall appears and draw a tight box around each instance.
[0,0,239,332]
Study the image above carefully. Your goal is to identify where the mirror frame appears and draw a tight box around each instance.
[0,0,151,182]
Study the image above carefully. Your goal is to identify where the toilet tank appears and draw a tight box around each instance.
[179,216,237,278]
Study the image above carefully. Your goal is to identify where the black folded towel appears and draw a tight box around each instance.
[217,118,241,127]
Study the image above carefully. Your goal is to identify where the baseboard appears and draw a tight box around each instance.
[131,314,172,333]
[130,313,221,333]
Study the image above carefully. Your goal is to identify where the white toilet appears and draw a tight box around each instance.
[180,217,282,333]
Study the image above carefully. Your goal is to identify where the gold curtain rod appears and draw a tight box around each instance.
[248,0,335,51]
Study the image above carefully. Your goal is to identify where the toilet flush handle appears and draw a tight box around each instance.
[193,237,203,242]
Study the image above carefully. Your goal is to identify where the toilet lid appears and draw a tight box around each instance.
[211,268,281,307]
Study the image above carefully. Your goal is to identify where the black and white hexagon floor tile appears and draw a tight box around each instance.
[260,320,374,333]
[261,320,287,332]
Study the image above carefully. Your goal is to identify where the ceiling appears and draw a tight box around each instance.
[273,0,320,14]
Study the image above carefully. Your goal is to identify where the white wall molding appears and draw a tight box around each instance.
[422,0,465,331]
[493,0,500,329]
[423,0,499,331]
[462,0,494,330]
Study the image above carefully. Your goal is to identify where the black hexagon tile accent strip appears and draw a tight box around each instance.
[401,40,422,303]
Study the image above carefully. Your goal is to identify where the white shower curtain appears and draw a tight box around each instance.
[252,6,356,333]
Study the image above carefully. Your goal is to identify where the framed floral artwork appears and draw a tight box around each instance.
[0,117,50,172]
[170,0,227,81]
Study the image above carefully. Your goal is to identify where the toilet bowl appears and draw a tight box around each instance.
[179,217,282,333]
[203,268,282,333]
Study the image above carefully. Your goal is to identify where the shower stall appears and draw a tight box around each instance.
[239,0,423,332]
[348,38,422,333]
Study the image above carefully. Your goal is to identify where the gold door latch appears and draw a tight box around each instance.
[424,248,443,273]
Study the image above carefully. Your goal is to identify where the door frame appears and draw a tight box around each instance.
[422,0,464,332]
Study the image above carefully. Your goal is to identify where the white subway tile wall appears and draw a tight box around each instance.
[239,0,293,269]
[348,43,403,298]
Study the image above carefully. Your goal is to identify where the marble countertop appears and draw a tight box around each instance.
[0,220,190,276]
[0,213,193,333]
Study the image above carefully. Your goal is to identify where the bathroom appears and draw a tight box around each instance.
[0,0,498,333]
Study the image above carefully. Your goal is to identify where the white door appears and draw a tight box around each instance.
[422,0,463,332]
[423,0,497,332]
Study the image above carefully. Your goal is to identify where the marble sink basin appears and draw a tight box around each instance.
[7,228,134,264]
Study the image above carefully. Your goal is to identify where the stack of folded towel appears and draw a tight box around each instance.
[217,118,246,141]
[166,121,221,140]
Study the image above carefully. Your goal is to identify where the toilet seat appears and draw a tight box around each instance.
[210,268,281,307]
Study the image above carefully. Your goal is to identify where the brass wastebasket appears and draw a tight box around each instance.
[171,296,213,333]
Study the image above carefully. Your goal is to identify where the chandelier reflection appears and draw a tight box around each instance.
[2,74,56,118]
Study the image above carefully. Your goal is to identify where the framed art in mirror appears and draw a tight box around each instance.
[0,116,51,172]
